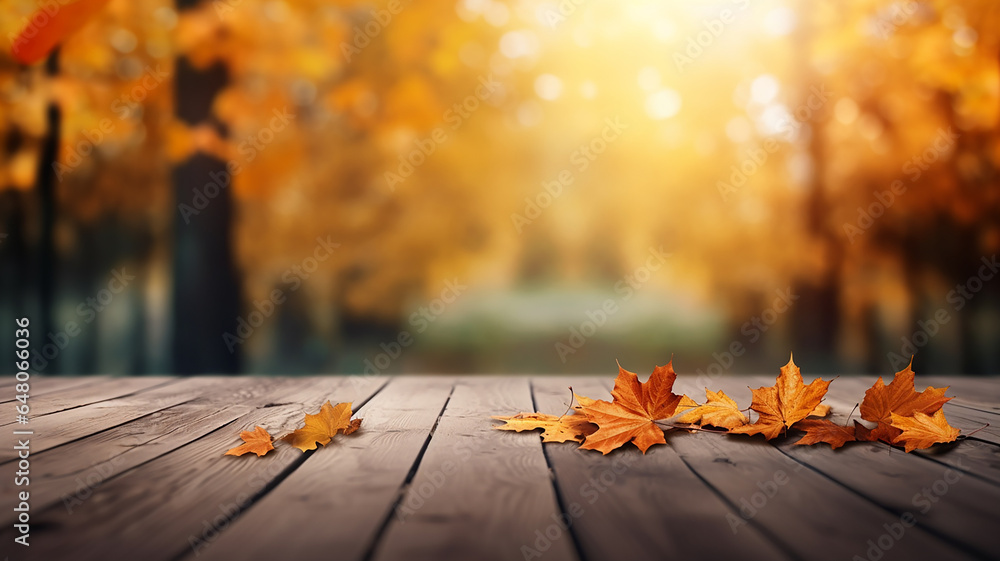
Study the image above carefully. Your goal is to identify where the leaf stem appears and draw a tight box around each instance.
[558,386,575,419]
[844,402,859,427]
[655,420,729,434]
[963,423,990,437]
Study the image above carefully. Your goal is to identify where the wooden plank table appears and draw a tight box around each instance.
[1,375,998,561]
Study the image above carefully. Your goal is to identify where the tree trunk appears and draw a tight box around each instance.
[788,2,843,371]
[170,3,240,374]
[36,51,61,372]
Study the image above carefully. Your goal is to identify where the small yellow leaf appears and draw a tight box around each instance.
[492,412,596,443]
[808,404,831,417]
[675,389,747,429]
[225,426,275,457]
[890,410,960,452]
[282,401,361,452]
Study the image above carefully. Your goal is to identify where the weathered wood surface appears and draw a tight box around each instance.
[0,375,997,561]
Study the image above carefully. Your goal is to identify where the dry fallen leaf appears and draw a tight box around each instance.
[344,418,363,435]
[491,354,968,455]
[728,355,831,440]
[282,401,362,452]
[675,389,747,429]
[890,410,960,452]
[491,412,597,443]
[860,361,952,444]
[793,419,856,450]
[225,426,275,457]
[576,361,697,454]
[853,420,877,442]
[808,404,832,417]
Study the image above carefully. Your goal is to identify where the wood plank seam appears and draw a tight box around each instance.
[0,378,180,427]
[0,393,206,467]
[597,376,812,561]
[911,449,1000,489]
[359,382,456,561]
[530,379,589,561]
[948,402,1000,417]
[592,376,807,561]
[765,444,995,561]
[671,452,807,561]
[12,401,262,533]
[164,378,392,561]
[0,377,94,403]
[5,405,247,526]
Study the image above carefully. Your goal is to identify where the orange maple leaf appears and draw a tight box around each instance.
[890,410,960,452]
[282,401,362,452]
[11,0,112,64]
[808,404,832,417]
[491,412,597,443]
[225,426,275,457]
[728,355,831,440]
[853,420,877,442]
[675,389,747,429]
[859,360,952,443]
[793,419,856,450]
[576,361,697,454]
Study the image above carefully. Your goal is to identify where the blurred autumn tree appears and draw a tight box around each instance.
[0,0,997,375]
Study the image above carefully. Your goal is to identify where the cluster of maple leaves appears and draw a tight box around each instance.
[225,401,362,457]
[493,356,961,454]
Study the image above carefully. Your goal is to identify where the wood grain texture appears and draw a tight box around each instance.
[832,377,1000,446]
[0,374,996,561]
[2,376,386,561]
[533,377,792,561]
[0,377,314,527]
[671,375,980,561]
[0,376,97,402]
[0,376,172,425]
[0,377,229,464]
[920,376,1000,412]
[784,376,1000,558]
[190,376,454,561]
[818,377,1000,484]
[372,377,578,561]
